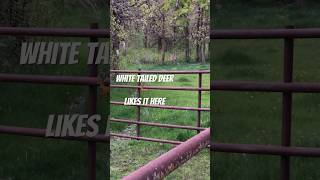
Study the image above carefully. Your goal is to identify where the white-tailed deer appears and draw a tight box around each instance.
[169,53,177,63]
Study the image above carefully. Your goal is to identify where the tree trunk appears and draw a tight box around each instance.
[112,34,120,69]
[161,38,166,64]
[201,41,206,63]
[172,2,178,63]
[158,36,162,51]
[161,15,166,64]
[184,22,190,62]
[200,7,205,63]
[196,5,201,62]
[122,41,127,56]
[144,26,148,48]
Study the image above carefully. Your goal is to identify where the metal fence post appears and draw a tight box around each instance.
[88,22,98,180]
[137,68,141,137]
[197,73,202,133]
[281,25,294,180]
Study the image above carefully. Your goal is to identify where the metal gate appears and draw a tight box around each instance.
[110,70,211,179]
[211,27,320,180]
[0,23,109,180]
[110,69,210,144]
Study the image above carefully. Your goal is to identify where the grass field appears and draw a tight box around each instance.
[212,1,320,179]
[110,63,210,179]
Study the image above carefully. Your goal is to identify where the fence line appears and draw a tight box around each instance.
[0,24,109,180]
[211,27,320,180]
[0,73,100,85]
[110,69,210,144]
[211,28,320,39]
[110,118,206,131]
[0,125,109,142]
[111,84,210,91]
[111,133,182,145]
[111,70,210,74]
[0,27,109,38]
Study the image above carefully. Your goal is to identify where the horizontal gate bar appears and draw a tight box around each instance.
[110,118,206,131]
[212,81,320,92]
[110,133,182,145]
[211,28,320,39]
[212,143,320,157]
[111,85,210,91]
[0,125,109,142]
[111,101,210,111]
[0,27,110,38]
[122,128,210,180]
[0,73,102,85]
[111,70,210,74]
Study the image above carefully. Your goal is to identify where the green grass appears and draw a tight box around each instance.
[212,2,320,180]
[118,47,207,69]
[111,139,210,180]
[110,63,210,179]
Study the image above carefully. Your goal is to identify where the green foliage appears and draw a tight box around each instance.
[112,0,210,67]
[176,131,195,141]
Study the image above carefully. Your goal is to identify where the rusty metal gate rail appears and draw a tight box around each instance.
[122,128,210,180]
[110,69,210,144]
[211,27,320,180]
[0,24,109,180]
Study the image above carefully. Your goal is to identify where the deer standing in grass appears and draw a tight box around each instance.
[170,53,177,64]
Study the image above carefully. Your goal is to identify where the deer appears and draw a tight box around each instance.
[169,53,177,64]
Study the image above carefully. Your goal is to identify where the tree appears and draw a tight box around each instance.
[111,0,209,67]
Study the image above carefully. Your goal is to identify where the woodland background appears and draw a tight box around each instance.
[111,0,209,69]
